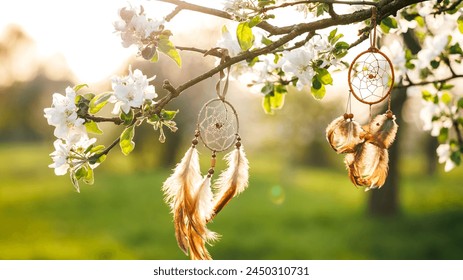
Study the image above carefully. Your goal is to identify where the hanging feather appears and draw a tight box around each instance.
[345,139,390,191]
[162,145,202,255]
[187,175,219,260]
[210,143,249,221]
[326,114,364,154]
[368,111,398,149]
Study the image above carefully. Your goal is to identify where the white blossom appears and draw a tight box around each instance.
[48,139,72,176]
[48,137,97,176]
[420,92,455,137]
[114,5,164,49]
[381,40,406,83]
[415,34,448,69]
[216,25,242,57]
[436,143,456,172]
[222,0,253,20]
[281,47,315,90]
[43,86,87,143]
[110,67,157,114]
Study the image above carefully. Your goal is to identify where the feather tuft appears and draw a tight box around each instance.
[326,116,364,153]
[161,146,202,256]
[368,113,398,149]
[211,145,249,220]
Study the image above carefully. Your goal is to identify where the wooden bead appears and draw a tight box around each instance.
[211,157,216,168]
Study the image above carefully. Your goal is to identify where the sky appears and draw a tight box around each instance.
[0,0,223,84]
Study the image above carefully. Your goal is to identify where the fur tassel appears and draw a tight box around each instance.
[326,115,364,154]
[345,142,389,190]
[162,146,202,255]
[368,113,398,149]
[211,144,249,220]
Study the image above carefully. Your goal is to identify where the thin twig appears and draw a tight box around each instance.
[165,6,183,22]
[454,120,463,148]
[397,74,463,88]
[85,114,123,125]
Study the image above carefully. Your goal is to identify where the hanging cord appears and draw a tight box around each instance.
[369,104,373,122]
[344,90,354,120]
[215,53,231,101]
[369,7,378,50]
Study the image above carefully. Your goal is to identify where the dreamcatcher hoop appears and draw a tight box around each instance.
[348,48,395,105]
[347,7,395,106]
[197,98,239,153]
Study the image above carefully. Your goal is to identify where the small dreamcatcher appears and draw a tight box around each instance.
[162,62,249,260]
[326,7,398,191]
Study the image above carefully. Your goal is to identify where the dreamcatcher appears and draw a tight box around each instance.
[162,61,249,260]
[326,7,398,191]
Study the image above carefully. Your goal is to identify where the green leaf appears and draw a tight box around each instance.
[422,90,434,102]
[457,97,463,109]
[316,68,333,85]
[83,167,94,185]
[441,92,452,104]
[150,49,159,63]
[334,41,349,58]
[158,37,182,67]
[441,83,454,90]
[160,109,179,121]
[430,60,440,69]
[380,17,398,34]
[73,84,88,92]
[75,166,88,180]
[261,36,273,46]
[415,16,425,27]
[329,28,338,42]
[85,121,103,135]
[312,77,322,90]
[248,16,262,28]
[438,127,449,143]
[236,22,254,51]
[120,109,134,125]
[451,151,461,166]
[450,43,463,55]
[89,145,106,154]
[262,94,273,114]
[120,126,135,156]
[261,82,274,95]
[458,16,463,34]
[257,0,275,7]
[311,81,326,100]
[89,92,112,114]
[270,91,285,110]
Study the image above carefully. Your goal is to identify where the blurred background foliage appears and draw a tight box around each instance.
[1,24,462,260]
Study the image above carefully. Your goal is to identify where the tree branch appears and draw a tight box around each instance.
[398,74,463,88]
[260,0,380,13]
[152,0,429,108]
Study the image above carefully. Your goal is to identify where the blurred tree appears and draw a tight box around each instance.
[0,25,74,142]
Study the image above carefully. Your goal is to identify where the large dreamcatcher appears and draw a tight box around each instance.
[326,7,398,191]
[162,62,249,260]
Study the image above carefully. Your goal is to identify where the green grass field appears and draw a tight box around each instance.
[1,143,463,260]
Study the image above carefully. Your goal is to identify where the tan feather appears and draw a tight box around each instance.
[187,175,219,260]
[211,145,249,221]
[326,115,364,153]
[346,141,390,190]
[368,113,398,149]
[162,146,202,256]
